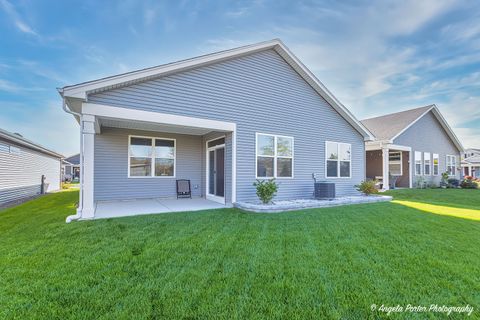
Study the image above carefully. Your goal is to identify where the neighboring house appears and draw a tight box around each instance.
[59,39,374,220]
[361,105,463,189]
[62,153,80,181]
[0,128,63,206]
[461,149,480,178]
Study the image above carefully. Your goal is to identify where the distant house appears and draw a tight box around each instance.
[461,148,480,178]
[59,39,374,220]
[0,128,63,206]
[361,105,464,189]
[62,154,80,181]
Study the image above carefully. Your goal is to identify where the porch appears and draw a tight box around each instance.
[94,197,227,219]
[366,143,412,190]
[74,103,237,221]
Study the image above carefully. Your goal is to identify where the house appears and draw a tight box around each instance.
[59,39,374,221]
[62,153,80,181]
[461,148,480,178]
[361,105,463,189]
[0,128,63,206]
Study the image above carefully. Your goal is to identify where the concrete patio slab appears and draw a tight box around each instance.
[94,197,226,219]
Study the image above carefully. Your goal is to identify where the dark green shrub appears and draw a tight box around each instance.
[253,179,278,204]
[355,180,378,195]
[448,178,460,188]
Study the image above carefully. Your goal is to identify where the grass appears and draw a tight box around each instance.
[0,189,479,319]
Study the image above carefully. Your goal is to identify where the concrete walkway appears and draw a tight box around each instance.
[95,197,226,219]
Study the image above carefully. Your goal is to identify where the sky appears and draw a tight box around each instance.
[0,0,479,156]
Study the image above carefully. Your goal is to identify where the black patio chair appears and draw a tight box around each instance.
[176,179,192,199]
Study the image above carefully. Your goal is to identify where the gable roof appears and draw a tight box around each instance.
[59,39,374,141]
[0,128,63,159]
[64,153,80,165]
[462,155,480,164]
[361,105,464,152]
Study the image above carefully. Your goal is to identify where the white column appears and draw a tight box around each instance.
[409,151,413,188]
[231,127,237,203]
[468,165,472,176]
[80,114,96,219]
[382,147,390,190]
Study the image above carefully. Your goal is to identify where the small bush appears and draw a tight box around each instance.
[355,180,378,195]
[448,178,460,188]
[460,177,478,189]
[253,179,278,204]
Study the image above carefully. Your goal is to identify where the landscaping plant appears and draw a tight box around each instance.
[461,176,478,189]
[448,178,460,188]
[355,180,378,195]
[253,179,278,204]
[440,172,449,188]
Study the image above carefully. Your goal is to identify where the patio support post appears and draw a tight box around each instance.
[80,114,96,219]
[382,147,390,191]
[468,165,472,176]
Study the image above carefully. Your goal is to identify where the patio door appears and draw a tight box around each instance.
[206,138,225,204]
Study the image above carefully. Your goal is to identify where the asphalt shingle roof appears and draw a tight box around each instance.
[360,105,433,140]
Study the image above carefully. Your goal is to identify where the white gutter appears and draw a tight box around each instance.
[61,97,83,223]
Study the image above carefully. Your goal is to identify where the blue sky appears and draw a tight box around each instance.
[0,0,479,156]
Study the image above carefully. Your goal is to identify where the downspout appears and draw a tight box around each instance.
[61,98,83,223]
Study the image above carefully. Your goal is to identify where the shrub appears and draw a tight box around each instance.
[440,172,449,187]
[355,180,378,195]
[460,177,478,189]
[253,179,279,204]
[447,178,460,188]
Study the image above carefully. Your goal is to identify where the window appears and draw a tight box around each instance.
[256,133,293,178]
[424,152,431,175]
[446,155,456,176]
[415,151,422,175]
[433,154,439,175]
[389,151,402,176]
[128,136,175,177]
[326,141,351,178]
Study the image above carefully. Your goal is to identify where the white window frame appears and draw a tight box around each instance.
[446,155,456,177]
[415,151,422,175]
[325,141,352,179]
[424,152,431,176]
[255,133,294,179]
[127,135,176,178]
[388,151,403,176]
[433,153,439,176]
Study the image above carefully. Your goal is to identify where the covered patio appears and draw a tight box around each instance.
[94,197,227,219]
[366,142,412,190]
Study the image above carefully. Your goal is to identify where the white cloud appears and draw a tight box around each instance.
[0,0,38,35]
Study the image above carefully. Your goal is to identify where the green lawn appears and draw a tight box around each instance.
[0,190,479,319]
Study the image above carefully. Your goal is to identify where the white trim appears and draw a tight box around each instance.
[255,133,294,179]
[82,103,236,132]
[61,39,373,140]
[232,130,237,203]
[365,141,411,152]
[423,152,431,176]
[433,153,439,176]
[446,154,457,177]
[382,147,390,190]
[414,151,422,175]
[388,151,403,176]
[409,151,413,188]
[325,141,352,179]
[127,135,176,178]
[205,136,226,204]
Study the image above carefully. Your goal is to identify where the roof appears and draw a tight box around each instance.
[64,153,80,165]
[462,155,480,164]
[361,105,464,152]
[59,39,374,141]
[0,128,63,159]
[361,105,433,140]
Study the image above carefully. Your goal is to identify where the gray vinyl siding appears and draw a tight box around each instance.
[0,138,61,205]
[394,111,461,185]
[94,128,203,201]
[90,49,365,201]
